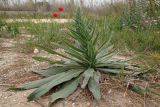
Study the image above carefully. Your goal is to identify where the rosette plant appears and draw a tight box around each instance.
[18,8,141,106]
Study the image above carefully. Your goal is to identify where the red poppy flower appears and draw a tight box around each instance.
[58,7,64,12]
[52,12,58,17]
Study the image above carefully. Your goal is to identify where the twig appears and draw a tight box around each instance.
[124,82,130,97]
[71,88,82,102]
[0,84,14,87]
[34,99,46,107]
[100,83,112,86]
[143,82,149,107]
[93,99,99,107]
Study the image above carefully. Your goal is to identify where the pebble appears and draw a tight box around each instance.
[33,48,39,54]
[87,102,91,106]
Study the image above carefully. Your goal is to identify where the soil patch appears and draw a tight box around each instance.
[0,37,159,107]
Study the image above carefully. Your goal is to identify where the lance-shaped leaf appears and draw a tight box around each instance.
[49,77,80,107]
[32,56,64,64]
[36,44,70,59]
[32,66,68,76]
[19,75,56,90]
[97,31,113,53]
[88,73,101,100]
[81,68,94,89]
[96,45,114,59]
[97,68,131,75]
[130,85,160,96]
[97,52,118,63]
[27,69,83,101]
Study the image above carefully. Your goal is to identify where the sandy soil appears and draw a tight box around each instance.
[0,35,159,107]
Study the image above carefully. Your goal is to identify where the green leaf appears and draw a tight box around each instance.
[81,68,95,89]
[148,89,160,96]
[32,66,68,76]
[96,45,114,59]
[49,77,80,107]
[65,49,88,63]
[130,85,146,95]
[98,31,113,52]
[87,42,95,64]
[36,44,70,59]
[68,28,87,46]
[130,85,160,96]
[98,68,131,74]
[88,73,101,100]
[27,69,83,101]
[92,32,99,47]
[36,44,84,64]
[19,75,56,90]
[64,40,84,53]
[32,56,63,64]
[96,61,130,68]
[97,52,117,63]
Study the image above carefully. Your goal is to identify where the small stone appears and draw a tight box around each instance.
[33,48,39,54]
[72,103,75,107]
[108,89,112,94]
[87,102,91,106]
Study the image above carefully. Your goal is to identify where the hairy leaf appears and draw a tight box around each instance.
[27,69,83,101]
[32,56,63,64]
[88,73,101,100]
[49,77,80,107]
[19,75,56,89]
[81,68,94,89]
[97,68,131,74]
[32,66,68,76]
[36,44,70,59]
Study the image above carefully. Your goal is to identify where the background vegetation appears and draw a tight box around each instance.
[0,0,159,59]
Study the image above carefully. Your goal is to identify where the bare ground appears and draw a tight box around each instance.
[0,36,160,107]
[5,19,72,24]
